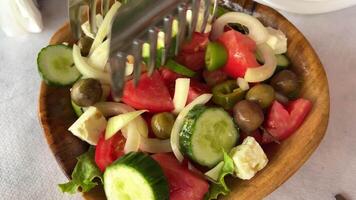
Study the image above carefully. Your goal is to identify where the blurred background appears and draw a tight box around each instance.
[0,0,355,199]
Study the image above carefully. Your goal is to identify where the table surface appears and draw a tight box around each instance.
[1,0,355,200]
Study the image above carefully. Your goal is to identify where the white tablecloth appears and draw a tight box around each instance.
[0,1,355,199]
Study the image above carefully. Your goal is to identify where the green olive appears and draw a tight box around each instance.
[233,100,264,133]
[246,84,275,109]
[71,78,103,107]
[270,70,300,98]
[151,112,175,139]
[79,36,94,56]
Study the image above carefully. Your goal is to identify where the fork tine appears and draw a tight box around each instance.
[68,0,84,39]
[188,0,200,39]
[175,3,187,55]
[101,0,110,17]
[162,15,173,65]
[110,52,127,100]
[132,39,143,86]
[148,27,159,75]
[88,0,97,34]
[211,0,218,21]
[200,0,210,33]
[68,0,97,39]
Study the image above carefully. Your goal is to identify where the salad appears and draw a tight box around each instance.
[37,1,313,200]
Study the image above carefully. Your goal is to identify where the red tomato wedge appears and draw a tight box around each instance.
[122,71,174,113]
[187,80,210,104]
[180,32,209,53]
[159,68,184,86]
[176,51,206,71]
[175,32,209,71]
[202,69,229,86]
[263,99,312,143]
[217,30,259,78]
[152,153,209,200]
[95,132,126,172]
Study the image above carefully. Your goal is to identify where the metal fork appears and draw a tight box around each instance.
[69,0,109,39]
[109,0,218,100]
[69,0,217,100]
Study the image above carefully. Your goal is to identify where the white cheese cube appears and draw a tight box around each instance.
[68,106,107,145]
[266,27,287,54]
[230,136,268,180]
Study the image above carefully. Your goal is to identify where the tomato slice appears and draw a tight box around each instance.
[180,32,209,53]
[263,99,312,143]
[159,68,184,86]
[202,69,229,87]
[187,80,210,104]
[287,98,313,132]
[152,153,209,200]
[217,30,259,78]
[95,132,126,171]
[122,71,174,113]
[175,32,209,71]
[176,51,206,71]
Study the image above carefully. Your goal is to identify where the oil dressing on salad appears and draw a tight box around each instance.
[37,2,312,200]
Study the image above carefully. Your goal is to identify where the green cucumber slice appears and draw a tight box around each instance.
[179,105,239,167]
[205,42,227,71]
[275,54,290,67]
[104,152,169,200]
[256,51,290,69]
[37,45,81,86]
[165,59,196,77]
[71,100,84,117]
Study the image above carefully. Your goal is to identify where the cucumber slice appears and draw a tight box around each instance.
[37,45,81,86]
[104,152,169,200]
[275,54,290,67]
[256,51,290,69]
[71,100,84,117]
[179,105,239,167]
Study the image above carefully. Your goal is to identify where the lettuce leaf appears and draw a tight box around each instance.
[204,151,235,200]
[58,147,103,194]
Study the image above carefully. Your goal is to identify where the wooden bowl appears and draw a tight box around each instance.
[38,0,330,199]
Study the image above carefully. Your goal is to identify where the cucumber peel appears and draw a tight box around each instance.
[179,105,239,167]
[104,152,169,200]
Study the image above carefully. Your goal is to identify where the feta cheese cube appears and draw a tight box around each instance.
[230,136,268,180]
[68,106,107,145]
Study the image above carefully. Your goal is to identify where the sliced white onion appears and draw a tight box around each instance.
[81,14,103,39]
[88,39,109,71]
[173,78,190,114]
[105,110,147,140]
[211,12,269,44]
[205,161,224,182]
[140,136,172,153]
[122,123,141,153]
[237,78,249,91]
[72,45,111,84]
[244,43,277,82]
[170,94,213,162]
[90,1,121,54]
[266,27,288,54]
[94,102,148,138]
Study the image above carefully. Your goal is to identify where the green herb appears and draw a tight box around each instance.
[204,151,235,200]
[58,147,103,194]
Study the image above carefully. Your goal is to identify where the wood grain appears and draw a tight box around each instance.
[38,0,330,199]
